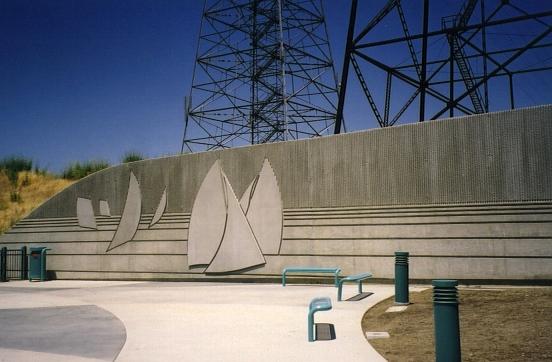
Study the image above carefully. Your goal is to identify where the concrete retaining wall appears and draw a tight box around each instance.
[1,105,551,281]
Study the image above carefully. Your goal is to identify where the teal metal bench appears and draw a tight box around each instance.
[308,297,332,342]
[337,272,373,301]
[282,267,341,287]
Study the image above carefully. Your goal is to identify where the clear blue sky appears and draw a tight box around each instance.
[1,0,551,172]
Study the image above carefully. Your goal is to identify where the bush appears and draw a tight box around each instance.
[33,164,48,176]
[62,160,110,180]
[0,156,33,185]
[122,151,144,163]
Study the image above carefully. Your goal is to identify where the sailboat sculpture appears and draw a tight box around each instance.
[188,160,265,272]
[187,161,227,266]
[206,173,265,273]
[239,159,283,255]
[149,187,167,227]
[106,171,142,252]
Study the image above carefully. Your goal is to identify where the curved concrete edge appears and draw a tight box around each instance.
[361,286,432,361]
[0,303,127,362]
[0,348,107,362]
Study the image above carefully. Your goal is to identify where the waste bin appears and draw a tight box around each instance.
[29,247,50,281]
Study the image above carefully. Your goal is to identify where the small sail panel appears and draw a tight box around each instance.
[149,187,167,227]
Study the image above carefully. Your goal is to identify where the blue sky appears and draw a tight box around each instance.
[1,0,551,172]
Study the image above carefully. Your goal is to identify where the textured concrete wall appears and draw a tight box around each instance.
[1,105,551,281]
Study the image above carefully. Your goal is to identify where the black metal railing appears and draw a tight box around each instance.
[0,246,27,281]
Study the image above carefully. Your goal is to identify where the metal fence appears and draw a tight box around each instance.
[0,246,27,281]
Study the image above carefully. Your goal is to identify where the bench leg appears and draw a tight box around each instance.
[358,281,363,294]
[282,272,286,287]
[337,282,343,301]
[334,273,339,287]
[308,311,315,342]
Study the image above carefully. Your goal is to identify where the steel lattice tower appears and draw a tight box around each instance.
[335,0,552,132]
[182,0,339,152]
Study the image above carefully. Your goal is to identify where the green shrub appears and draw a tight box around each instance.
[62,160,110,180]
[122,151,144,163]
[33,164,48,176]
[0,156,33,185]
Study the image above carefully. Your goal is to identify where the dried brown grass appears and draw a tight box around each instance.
[362,287,552,362]
[0,171,73,234]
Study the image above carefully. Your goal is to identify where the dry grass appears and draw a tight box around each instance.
[362,287,552,362]
[0,171,74,234]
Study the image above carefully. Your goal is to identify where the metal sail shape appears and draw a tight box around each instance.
[149,187,167,227]
[239,159,282,254]
[206,174,265,273]
[188,160,227,266]
[106,171,142,252]
[77,197,97,229]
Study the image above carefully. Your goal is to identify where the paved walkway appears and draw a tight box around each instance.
[0,280,404,361]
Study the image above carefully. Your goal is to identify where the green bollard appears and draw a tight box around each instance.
[394,251,409,304]
[432,279,461,362]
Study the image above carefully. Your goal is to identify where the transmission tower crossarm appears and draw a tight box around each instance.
[433,24,552,119]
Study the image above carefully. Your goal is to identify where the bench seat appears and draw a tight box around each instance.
[308,297,332,342]
[282,267,341,287]
[337,272,373,301]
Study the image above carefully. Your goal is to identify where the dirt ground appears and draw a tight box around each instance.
[362,287,552,362]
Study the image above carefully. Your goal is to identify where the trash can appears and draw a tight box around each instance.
[29,247,50,281]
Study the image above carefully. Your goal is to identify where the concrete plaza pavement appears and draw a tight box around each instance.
[0,280,408,361]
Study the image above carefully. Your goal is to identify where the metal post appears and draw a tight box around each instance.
[449,31,454,118]
[481,0,489,111]
[419,0,429,122]
[0,247,7,282]
[433,279,461,362]
[509,73,515,109]
[334,0,358,134]
[20,246,27,280]
[394,251,409,304]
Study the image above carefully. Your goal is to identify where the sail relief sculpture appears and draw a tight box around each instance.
[239,159,283,255]
[188,158,282,273]
[206,174,265,272]
[149,187,167,227]
[106,171,142,252]
[187,160,228,266]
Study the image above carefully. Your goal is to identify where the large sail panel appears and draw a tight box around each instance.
[106,172,141,252]
[188,160,227,266]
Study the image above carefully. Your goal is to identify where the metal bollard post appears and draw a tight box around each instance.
[394,251,409,304]
[432,279,461,362]
[0,247,7,282]
[20,246,27,280]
